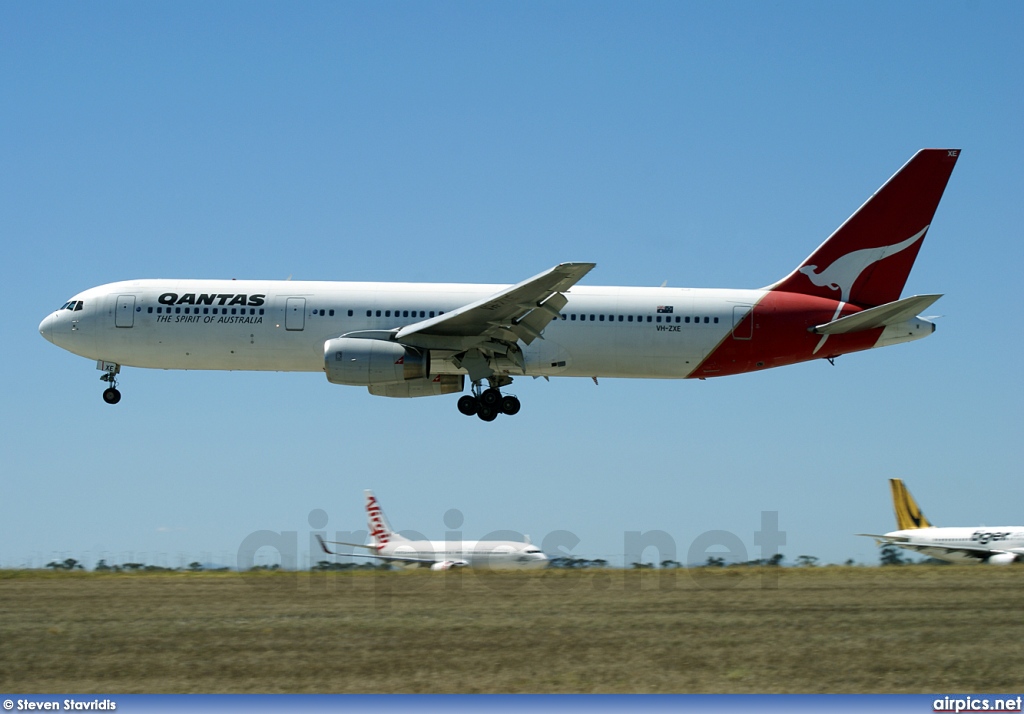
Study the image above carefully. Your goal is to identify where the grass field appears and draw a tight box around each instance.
[2,566,1024,693]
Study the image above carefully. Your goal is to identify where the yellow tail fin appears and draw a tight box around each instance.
[890,478,933,530]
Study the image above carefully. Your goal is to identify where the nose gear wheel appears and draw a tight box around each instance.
[99,364,122,404]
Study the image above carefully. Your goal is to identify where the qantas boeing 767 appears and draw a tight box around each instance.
[39,149,960,421]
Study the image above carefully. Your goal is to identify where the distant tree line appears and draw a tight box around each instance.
[38,558,387,573]
[45,558,85,571]
[547,557,609,569]
[619,554,787,569]
[23,547,964,572]
[879,544,949,566]
[44,558,232,573]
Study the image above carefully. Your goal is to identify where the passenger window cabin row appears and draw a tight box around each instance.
[560,314,719,324]
[144,305,720,324]
[364,309,441,318]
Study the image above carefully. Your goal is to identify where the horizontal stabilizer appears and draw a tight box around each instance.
[811,294,942,335]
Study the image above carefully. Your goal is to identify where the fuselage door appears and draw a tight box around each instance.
[115,295,136,328]
[285,297,306,331]
[732,304,753,340]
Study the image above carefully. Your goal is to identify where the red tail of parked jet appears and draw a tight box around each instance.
[365,489,403,550]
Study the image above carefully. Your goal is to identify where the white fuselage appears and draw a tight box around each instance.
[382,539,549,570]
[38,278,932,383]
[886,527,1024,564]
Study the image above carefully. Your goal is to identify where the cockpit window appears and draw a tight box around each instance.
[525,548,542,554]
[73,301,83,311]
[60,300,84,311]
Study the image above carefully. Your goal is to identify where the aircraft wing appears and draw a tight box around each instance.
[857,533,1001,560]
[889,542,1000,561]
[856,532,909,542]
[316,535,438,565]
[394,262,595,349]
[316,536,378,553]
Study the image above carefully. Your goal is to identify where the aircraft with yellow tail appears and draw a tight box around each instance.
[859,479,1024,564]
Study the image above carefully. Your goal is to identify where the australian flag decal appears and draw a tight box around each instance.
[656,306,674,314]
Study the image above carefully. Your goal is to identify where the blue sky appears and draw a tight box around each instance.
[2,2,1021,569]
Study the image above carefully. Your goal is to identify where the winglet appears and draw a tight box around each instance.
[316,534,335,555]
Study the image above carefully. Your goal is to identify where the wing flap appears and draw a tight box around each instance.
[510,293,569,345]
[812,294,942,335]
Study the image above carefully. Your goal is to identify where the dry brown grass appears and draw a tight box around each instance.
[3,566,1024,693]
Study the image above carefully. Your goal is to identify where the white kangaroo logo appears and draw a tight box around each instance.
[799,226,928,304]
[803,225,928,354]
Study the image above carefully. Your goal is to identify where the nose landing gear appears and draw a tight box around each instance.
[457,380,521,422]
[98,362,121,405]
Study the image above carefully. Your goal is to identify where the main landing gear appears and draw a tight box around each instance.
[457,380,521,422]
[99,362,121,405]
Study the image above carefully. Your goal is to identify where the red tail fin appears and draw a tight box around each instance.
[364,489,393,550]
[769,149,960,307]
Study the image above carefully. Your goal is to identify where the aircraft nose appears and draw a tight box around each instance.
[39,313,55,344]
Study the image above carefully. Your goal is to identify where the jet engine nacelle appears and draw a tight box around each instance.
[430,560,468,571]
[985,553,1018,565]
[324,337,429,386]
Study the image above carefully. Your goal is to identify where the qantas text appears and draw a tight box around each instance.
[158,293,265,307]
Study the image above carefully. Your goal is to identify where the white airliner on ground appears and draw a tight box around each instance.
[316,490,548,570]
[859,479,1024,565]
[40,149,960,421]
